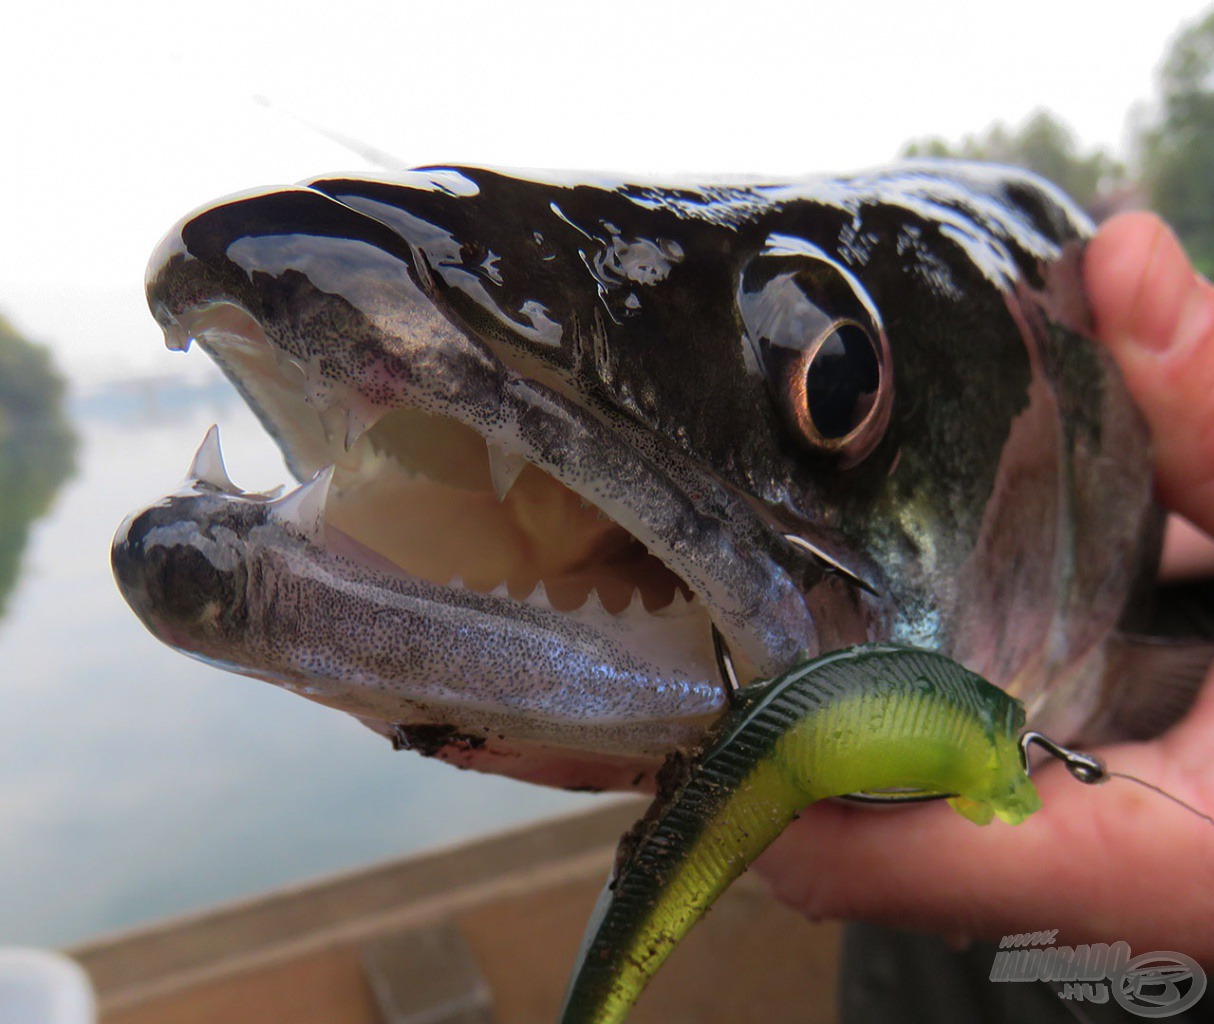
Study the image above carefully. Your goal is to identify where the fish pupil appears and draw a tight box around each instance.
[805,323,880,439]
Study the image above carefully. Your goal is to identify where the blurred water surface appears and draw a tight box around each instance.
[0,373,598,946]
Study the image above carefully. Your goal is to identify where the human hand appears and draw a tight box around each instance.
[754,212,1214,963]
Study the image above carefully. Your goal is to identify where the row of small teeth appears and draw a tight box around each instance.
[183,425,667,615]
[473,579,698,621]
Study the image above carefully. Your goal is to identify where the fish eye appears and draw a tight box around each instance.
[787,320,883,451]
[738,241,893,468]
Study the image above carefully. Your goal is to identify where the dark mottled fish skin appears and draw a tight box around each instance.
[113,161,1199,788]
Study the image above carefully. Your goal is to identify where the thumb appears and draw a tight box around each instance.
[1085,212,1214,536]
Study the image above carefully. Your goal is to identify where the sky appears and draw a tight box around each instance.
[2,0,1211,384]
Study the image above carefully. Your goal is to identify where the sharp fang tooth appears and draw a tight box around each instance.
[487,443,527,501]
[187,424,239,493]
[578,589,606,615]
[345,407,371,452]
[269,466,333,541]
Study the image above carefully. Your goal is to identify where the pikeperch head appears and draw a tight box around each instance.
[112,163,1160,790]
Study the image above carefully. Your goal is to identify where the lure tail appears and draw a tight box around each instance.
[557,644,1041,1024]
[559,725,804,1024]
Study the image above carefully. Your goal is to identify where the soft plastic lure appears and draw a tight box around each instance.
[557,643,1042,1024]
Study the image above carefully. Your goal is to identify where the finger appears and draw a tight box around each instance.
[1085,212,1214,537]
[754,757,1214,955]
[756,793,1063,936]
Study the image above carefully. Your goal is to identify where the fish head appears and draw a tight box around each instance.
[114,163,1158,787]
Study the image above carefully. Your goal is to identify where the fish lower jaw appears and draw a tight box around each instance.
[320,513,710,630]
[175,382,728,712]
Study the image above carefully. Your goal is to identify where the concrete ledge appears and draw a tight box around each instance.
[70,802,642,1014]
[68,800,841,1024]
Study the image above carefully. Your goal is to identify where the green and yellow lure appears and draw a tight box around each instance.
[558,644,1042,1024]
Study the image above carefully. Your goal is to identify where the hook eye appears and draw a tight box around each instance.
[1019,731,1107,785]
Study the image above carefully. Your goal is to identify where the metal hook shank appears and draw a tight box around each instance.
[1019,731,1107,785]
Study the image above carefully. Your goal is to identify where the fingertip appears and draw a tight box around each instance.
[754,798,1062,931]
[1085,212,1190,351]
[1084,212,1160,302]
[1085,213,1214,533]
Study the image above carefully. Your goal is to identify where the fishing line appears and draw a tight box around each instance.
[1020,731,1214,830]
[1103,771,1214,829]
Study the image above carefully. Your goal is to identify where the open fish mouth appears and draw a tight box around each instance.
[170,302,704,622]
[114,170,834,785]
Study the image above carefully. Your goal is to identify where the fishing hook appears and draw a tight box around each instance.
[781,533,878,596]
[1018,731,1107,784]
[710,624,742,703]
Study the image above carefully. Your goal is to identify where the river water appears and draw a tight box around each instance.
[0,373,599,947]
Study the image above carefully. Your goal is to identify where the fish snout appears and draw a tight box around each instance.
[111,495,251,653]
[145,183,443,358]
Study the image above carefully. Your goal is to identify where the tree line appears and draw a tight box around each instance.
[902,8,1214,276]
[0,315,76,618]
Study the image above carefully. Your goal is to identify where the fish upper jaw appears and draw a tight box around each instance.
[129,176,873,772]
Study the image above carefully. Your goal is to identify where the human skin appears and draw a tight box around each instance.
[755,212,1214,965]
